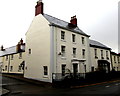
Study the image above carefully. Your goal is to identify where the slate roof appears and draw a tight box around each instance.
[43,14,90,37]
[90,40,111,50]
[0,45,25,57]
[0,46,16,57]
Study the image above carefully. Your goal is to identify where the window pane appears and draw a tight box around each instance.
[61,46,65,57]
[44,66,48,75]
[61,31,65,40]
[62,65,66,76]
[82,37,85,44]
[72,34,75,42]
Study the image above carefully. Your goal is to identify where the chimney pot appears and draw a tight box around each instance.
[1,45,5,51]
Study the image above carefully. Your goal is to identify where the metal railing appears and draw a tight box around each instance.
[52,73,86,81]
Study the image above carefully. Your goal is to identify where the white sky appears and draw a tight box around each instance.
[0,0,119,53]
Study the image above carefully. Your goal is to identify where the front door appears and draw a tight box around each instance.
[73,64,78,76]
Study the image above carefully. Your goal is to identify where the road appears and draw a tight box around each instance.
[1,75,120,96]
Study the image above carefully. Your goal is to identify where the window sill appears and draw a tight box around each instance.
[61,39,66,42]
[43,75,48,78]
[61,57,66,60]
[72,42,76,44]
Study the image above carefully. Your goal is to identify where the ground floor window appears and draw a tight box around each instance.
[5,66,7,71]
[18,66,22,72]
[10,66,13,71]
[91,66,94,72]
[43,66,48,75]
[62,64,66,76]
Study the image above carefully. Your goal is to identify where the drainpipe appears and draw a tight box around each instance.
[110,51,113,71]
[8,55,11,73]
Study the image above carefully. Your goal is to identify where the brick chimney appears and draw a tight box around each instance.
[68,15,77,28]
[1,45,5,51]
[20,38,23,44]
[35,0,44,16]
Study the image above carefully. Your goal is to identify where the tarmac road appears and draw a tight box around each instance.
[1,75,120,96]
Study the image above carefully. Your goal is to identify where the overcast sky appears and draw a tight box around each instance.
[0,0,119,53]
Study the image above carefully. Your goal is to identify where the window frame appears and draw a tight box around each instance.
[82,37,85,44]
[73,48,76,58]
[43,66,48,75]
[62,64,66,76]
[72,34,76,43]
[82,49,85,59]
[61,31,65,40]
[61,45,66,57]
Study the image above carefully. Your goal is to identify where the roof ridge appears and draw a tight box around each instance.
[44,14,69,24]
[4,46,16,50]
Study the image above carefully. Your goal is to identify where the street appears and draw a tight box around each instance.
[1,75,120,96]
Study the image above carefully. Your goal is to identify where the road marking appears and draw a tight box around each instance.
[105,85,110,88]
[71,79,120,89]
[115,83,119,85]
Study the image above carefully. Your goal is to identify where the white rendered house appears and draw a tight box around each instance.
[89,40,112,73]
[24,0,90,83]
[0,39,25,74]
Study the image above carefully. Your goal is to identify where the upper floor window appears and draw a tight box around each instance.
[19,53,22,59]
[61,46,66,57]
[118,57,120,63]
[73,48,76,58]
[82,37,85,44]
[61,31,65,40]
[6,56,8,61]
[43,66,48,75]
[106,51,109,60]
[10,66,13,71]
[82,49,85,58]
[114,56,116,63]
[11,54,14,60]
[101,50,104,59]
[72,34,76,42]
[94,49,98,58]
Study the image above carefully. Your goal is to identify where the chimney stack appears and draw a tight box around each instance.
[68,15,77,28]
[35,0,44,16]
[1,45,5,51]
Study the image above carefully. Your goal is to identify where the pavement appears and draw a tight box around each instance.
[2,73,52,87]
[1,74,120,95]
[0,88,10,95]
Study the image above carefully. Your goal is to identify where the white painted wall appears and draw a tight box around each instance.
[9,52,25,74]
[24,14,52,82]
[1,52,25,74]
[111,54,120,71]
[90,47,112,71]
[54,27,90,74]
